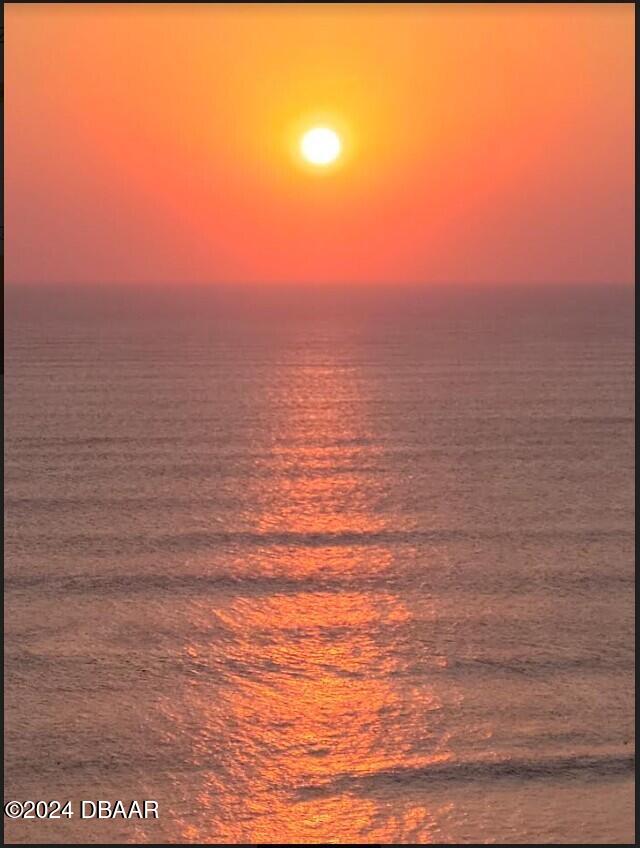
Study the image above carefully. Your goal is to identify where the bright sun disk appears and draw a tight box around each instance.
[300,126,342,166]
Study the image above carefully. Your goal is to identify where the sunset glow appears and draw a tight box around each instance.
[4,3,635,287]
[4,4,635,845]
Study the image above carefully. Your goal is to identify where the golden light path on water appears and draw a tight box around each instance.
[154,345,457,842]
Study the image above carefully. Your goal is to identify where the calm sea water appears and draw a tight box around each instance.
[4,285,635,844]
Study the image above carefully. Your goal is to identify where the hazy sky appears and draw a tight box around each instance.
[5,3,635,287]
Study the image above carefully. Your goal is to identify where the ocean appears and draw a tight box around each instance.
[4,284,635,843]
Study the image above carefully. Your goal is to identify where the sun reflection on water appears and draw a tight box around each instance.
[156,344,454,842]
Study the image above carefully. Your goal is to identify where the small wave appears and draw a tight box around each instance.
[3,526,633,557]
[295,752,635,798]
[5,552,633,599]
[3,569,393,597]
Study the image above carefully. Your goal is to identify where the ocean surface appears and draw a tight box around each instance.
[4,285,635,844]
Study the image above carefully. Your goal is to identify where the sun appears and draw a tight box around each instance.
[300,126,342,167]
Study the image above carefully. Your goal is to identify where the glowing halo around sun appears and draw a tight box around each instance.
[300,126,342,166]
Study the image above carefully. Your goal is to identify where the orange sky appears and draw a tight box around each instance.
[4,3,635,287]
